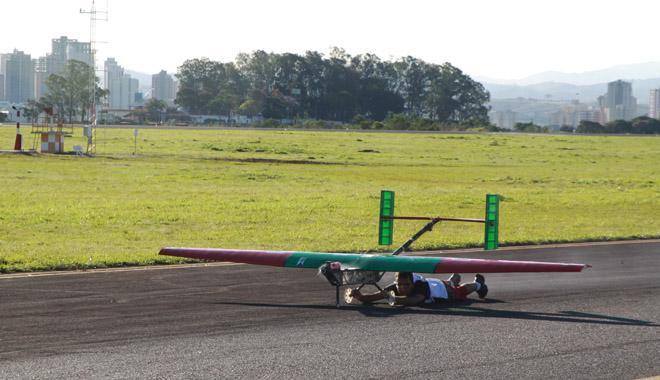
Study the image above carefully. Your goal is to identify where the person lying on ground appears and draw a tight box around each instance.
[348,271,488,306]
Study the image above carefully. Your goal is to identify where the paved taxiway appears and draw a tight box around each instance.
[1,241,658,378]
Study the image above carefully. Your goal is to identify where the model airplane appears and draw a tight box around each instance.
[160,191,589,306]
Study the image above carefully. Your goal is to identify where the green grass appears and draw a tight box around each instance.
[1,126,659,272]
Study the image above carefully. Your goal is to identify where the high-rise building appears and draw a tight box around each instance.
[120,76,139,109]
[649,89,660,119]
[104,58,123,108]
[34,36,93,100]
[0,74,4,101]
[33,56,49,100]
[600,80,637,122]
[489,110,517,129]
[549,101,605,128]
[1,50,34,103]
[48,36,92,74]
[104,58,139,109]
[577,109,604,125]
[151,70,176,105]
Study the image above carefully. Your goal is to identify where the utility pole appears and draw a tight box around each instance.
[80,0,108,155]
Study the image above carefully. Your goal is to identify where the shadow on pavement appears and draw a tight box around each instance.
[213,300,658,327]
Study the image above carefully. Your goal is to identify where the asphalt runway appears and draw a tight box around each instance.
[1,241,658,379]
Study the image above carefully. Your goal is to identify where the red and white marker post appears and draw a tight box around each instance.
[12,107,21,151]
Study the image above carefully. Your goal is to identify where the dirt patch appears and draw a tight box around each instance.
[213,157,340,165]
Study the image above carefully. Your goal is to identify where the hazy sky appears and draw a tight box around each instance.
[2,0,659,80]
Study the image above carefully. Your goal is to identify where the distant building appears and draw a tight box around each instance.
[34,36,92,100]
[104,58,140,110]
[549,104,577,128]
[599,80,637,122]
[33,56,49,100]
[649,89,660,119]
[104,58,122,107]
[489,110,517,129]
[119,75,139,108]
[1,50,34,103]
[549,101,605,128]
[151,70,176,105]
[0,74,4,100]
[577,109,604,124]
[48,36,92,74]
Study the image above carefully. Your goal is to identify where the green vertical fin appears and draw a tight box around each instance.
[378,190,395,245]
[484,194,500,250]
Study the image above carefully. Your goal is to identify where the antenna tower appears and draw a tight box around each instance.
[80,0,108,155]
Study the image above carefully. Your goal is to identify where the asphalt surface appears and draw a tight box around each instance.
[1,241,658,379]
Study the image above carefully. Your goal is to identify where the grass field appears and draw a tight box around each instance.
[1,125,659,272]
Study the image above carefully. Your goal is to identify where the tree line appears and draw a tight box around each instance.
[575,118,660,134]
[175,48,490,124]
[512,119,660,135]
[24,51,490,127]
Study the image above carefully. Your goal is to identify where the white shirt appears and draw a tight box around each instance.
[412,274,449,302]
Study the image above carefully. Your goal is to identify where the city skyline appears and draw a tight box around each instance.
[2,0,660,82]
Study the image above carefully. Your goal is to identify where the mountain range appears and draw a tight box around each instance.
[477,62,660,103]
[483,79,660,104]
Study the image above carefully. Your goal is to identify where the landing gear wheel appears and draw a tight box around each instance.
[387,290,396,307]
[344,288,356,304]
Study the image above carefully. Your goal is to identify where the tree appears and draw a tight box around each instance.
[175,58,224,114]
[24,99,44,123]
[236,50,277,94]
[358,80,404,120]
[605,120,631,134]
[42,60,104,123]
[42,74,67,122]
[176,59,247,115]
[352,55,405,121]
[576,120,603,133]
[392,56,429,117]
[319,53,360,121]
[175,49,491,127]
[237,98,261,117]
[126,107,148,125]
[145,98,167,123]
[424,63,490,123]
[208,90,242,117]
[300,51,326,118]
[514,122,548,133]
[631,116,660,134]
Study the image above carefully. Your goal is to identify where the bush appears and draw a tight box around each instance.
[352,114,374,129]
[301,119,329,129]
[383,113,412,130]
[371,121,385,129]
[576,120,603,133]
[514,122,548,133]
[254,118,281,128]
